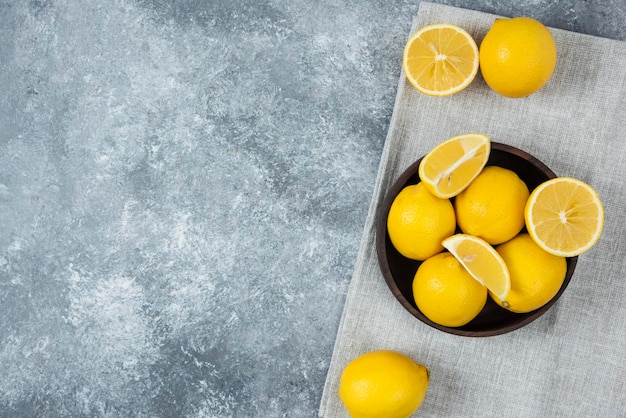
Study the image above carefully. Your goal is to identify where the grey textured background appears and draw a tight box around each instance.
[1,1,625,417]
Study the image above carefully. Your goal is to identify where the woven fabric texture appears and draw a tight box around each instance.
[319,3,626,417]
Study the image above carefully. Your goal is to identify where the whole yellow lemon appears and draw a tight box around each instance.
[338,350,429,418]
[455,166,529,245]
[493,233,567,313]
[387,182,456,260]
[413,252,487,327]
[479,16,557,98]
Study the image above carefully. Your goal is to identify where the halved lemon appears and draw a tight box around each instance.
[442,233,510,300]
[403,23,479,96]
[525,177,604,257]
[418,133,490,198]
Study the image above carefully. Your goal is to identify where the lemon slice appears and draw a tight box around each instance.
[525,177,604,257]
[403,23,479,96]
[442,233,510,300]
[418,133,491,198]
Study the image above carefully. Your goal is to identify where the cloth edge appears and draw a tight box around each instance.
[316,4,427,417]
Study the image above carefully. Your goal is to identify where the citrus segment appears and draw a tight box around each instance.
[403,23,479,96]
[525,177,604,257]
[442,234,510,300]
[418,133,491,198]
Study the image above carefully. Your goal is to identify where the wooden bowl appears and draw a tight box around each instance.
[376,142,577,337]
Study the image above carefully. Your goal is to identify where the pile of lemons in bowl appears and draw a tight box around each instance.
[387,133,604,328]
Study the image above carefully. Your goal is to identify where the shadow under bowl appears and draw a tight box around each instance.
[375,142,577,337]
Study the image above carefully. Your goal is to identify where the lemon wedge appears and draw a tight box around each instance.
[443,233,510,300]
[418,133,490,198]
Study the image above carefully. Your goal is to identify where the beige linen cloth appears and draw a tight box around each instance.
[319,3,626,417]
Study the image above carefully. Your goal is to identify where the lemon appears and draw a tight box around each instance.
[403,23,479,96]
[338,350,429,418]
[479,17,557,98]
[525,177,604,257]
[413,252,487,327]
[455,166,529,245]
[418,133,491,199]
[493,233,567,313]
[387,182,456,260]
[442,233,510,301]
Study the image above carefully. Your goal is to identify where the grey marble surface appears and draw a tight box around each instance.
[1,1,625,416]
